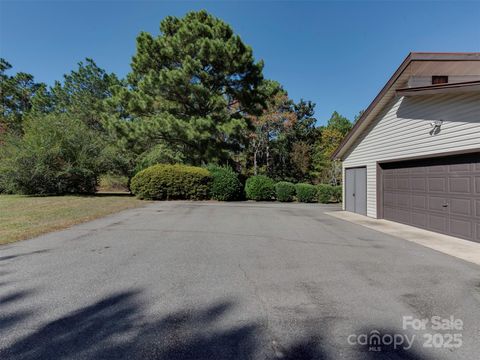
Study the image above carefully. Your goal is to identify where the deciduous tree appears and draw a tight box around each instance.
[246,81,297,175]
[311,111,352,184]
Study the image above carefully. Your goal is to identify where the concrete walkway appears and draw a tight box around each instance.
[326,210,480,266]
[0,202,479,360]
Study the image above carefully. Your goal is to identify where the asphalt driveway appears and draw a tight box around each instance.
[0,202,479,360]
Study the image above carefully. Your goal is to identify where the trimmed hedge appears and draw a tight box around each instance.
[131,164,211,200]
[316,184,333,203]
[295,183,317,203]
[207,165,242,201]
[245,175,275,201]
[275,181,296,202]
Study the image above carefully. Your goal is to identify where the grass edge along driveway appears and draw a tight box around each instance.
[0,195,147,245]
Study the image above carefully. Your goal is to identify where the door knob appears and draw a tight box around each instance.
[442,203,449,207]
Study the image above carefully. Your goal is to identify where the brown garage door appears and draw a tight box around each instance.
[381,153,480,242]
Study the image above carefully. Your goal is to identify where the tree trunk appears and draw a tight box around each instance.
[266,145,270,172]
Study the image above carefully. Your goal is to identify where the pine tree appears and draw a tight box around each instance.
[0,59,43,135]
[111,10,265,165]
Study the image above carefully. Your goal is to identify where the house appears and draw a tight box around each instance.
[332,53,480,242]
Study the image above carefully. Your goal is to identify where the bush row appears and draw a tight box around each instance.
[131,164,342,203]
[207,165,243,201]
[245,176,341,203]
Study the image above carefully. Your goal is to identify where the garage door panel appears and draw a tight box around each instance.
[411,212,427,227]
[449,163,471,172]
[428,197,449,212]
[475,177,480,193]
[397,177,410,190]
[384,192,396,207]
[396,168,410,174]
[428,214,448,232]
[449,198,472,217]
[428,178,447,192]
[412,195,427,209]
[384,177,395,191]
[428,165,447,173]
[382,152,480,242]
[410,167,426,175]
[411,178,426,191]
[384,207,412,224]
[449,177,471,193]
[394,208,412,224]
[397,193,411,208]
[450,218,473,239]
[384,207,396,220]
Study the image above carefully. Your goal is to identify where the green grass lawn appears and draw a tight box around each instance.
[0,195,146,245]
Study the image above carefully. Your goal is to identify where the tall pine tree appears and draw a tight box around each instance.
[110,10,265,166]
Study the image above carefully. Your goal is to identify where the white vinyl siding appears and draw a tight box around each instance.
[343,92,480,218]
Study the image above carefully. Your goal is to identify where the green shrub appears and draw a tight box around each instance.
[0,114,103,195]
[295,183,317,203]
[245,175,275,201]
[316,184,334,203]
[331,185,342,203]
[275,181,296,202]
[207,165,242,201]
[134,143,185,173]
[130,164,212,200]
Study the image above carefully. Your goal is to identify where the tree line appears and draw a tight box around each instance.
[0,10,357,194]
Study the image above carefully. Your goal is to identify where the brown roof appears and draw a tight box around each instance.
[331,52,480,160]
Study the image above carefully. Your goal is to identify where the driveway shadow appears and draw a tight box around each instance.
[0,289,328,360]
[0,289,438,360]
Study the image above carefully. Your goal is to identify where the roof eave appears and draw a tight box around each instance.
[331,52,480,161]
[396,80,480,96]
[331,52,414,160]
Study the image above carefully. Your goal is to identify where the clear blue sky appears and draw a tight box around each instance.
[1,1,479,125]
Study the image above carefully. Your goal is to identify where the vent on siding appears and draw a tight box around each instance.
[432,76,448,84]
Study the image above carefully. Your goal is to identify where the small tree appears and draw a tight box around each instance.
[247,80,296,175]
[0,113,104,194]
[311,112,352,184]
[290,141,312,179]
